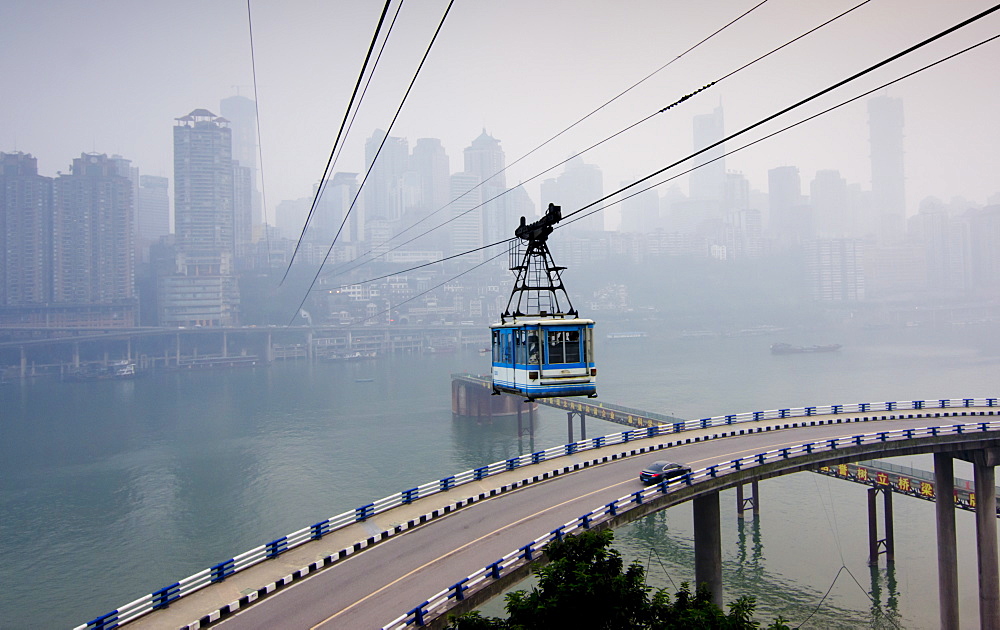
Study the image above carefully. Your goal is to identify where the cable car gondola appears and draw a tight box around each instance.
[490,204,597,400]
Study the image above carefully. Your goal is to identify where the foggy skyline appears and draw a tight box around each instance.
[2,0,998,229]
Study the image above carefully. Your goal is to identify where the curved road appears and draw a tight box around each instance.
[213,413,999,629]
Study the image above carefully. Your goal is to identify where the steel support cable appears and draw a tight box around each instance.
[289,0,456,324]
[280,0,396,283]
[319,1,771,279]
[560,32,1000,230]
[359,250,506,324]
[558,2,1000,226]
[246,0,273,269]
[322,0,872,281]
[340,29,1000,290]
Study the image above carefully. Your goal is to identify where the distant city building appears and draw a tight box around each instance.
[968,205,1000,290]
[619,185,659,233]
[810,169,849,238]
[448,172,483,262]
[220,95,263,225]
[806,238,865,301]
[868,96,906,243]
[463,130,508,243]
[233,162,254,269]
[137,175,170,263]
[541,156,604,233]
[159,109,239,327]
[410,138,450,215]
[364,129,409,222]
[1,152,52,307]
[768,166,810,245]
[690,105,726,204]
[44,153,137,326]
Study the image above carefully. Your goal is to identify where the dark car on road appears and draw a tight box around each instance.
[639,460,691,485]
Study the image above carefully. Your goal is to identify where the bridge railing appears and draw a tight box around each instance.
[77,397,998,630]
[384,416,1000,629]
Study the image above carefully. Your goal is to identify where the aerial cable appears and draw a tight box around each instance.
[337,28,1000,290]
[558,2,1000,226]
[561,31,1000,230]
[280,0,396,284]
[320,0,772,278]
[358,250,506,325]
[324,0,874,280]
[245,0,274,270]
[288,0,457,324]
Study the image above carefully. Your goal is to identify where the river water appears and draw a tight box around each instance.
[1,323,998,628]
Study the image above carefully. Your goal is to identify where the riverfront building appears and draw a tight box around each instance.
[158,109,239,327]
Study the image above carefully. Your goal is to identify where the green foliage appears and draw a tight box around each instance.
[445,530,789,630]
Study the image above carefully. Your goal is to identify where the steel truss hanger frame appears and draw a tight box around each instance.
[501,203,578,323]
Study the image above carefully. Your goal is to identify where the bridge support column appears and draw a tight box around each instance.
[736,481,759,520]
[867,487,894,566]
[693,490,723,608]
[567,411,586,443]
[935,453,960,629]
[973,452,1000,629]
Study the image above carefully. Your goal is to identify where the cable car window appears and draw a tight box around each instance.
[502,331,513,364]
[527,332,539,365]
[492,330,500,362]
[515,329,527,364]
[547,329,581,364]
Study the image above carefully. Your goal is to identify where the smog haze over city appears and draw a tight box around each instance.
[2,0,998,222]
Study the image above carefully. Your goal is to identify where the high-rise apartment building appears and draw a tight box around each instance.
[21,153,139,327]
[159,109,239,327]
[868,96,906,243]
[810,169,849,238]
[1,152,52,307]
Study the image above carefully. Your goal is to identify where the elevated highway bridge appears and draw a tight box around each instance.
[81,396,1000,630]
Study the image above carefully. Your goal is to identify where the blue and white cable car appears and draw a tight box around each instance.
[491,317,596,399]
[490,203,597,400]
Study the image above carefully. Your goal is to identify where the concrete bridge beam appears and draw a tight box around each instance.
[693,490,723,608]
[935,453,960,629]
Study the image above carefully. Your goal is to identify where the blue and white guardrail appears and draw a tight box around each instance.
[383,413,1000,629]
[78,397,998,630]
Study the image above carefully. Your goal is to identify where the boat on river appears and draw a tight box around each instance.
[770,342,842,355]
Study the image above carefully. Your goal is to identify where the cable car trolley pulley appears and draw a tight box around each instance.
[490,204,597,401]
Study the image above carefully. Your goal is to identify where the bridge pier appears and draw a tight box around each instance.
[972,450,1000,630]
[693,490,723,608]
[735,481,759,520]
[867,487,894,566]
[935,453,960,629]
[567,411,586,442]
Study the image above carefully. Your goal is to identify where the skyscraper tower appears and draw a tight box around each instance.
[364,129,409,223]
[690,105,726,203]
[868,96,906,243]
[1,152,52,307]
[463,130,507,243]
[161,109,239,327]
[220,95,263,225]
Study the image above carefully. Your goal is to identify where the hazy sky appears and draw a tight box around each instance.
[2,0,998,229]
